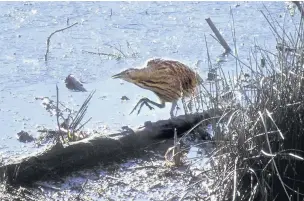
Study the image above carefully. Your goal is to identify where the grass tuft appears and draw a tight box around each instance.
[198,3,304,200]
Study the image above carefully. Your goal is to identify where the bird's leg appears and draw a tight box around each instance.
[130,98,165,115]
[175,104,181,116]
[170,100,178,118]
[175,105,180,116]
[129,98,151,115]
[181,97,189,115]
[187,99,193,112]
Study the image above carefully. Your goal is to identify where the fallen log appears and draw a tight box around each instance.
[0,109,221,186]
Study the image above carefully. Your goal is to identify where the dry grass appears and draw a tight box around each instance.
[193,3,304,201]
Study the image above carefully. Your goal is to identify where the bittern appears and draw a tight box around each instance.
[112,58,203,117]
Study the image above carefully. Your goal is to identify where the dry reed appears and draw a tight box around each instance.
[197,3,304,201]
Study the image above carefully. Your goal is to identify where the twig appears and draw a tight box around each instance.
[74,179,88,201]
[205,18,232,54]
[262,5,293,44]
[56,85,65,143]
[34,182,61,191]
[178,116,219,143]
[69,90,95,137]
[106,44,127,58]
[56,85,60,143]
[127,165,160,170]
[105,175,120,180]
[75,117,92,133]
[260,9,284,41]
[37,129,57,134]
[178,191,189,201]
[232,157,239,201]
[45,22,78,62]
[82,50,117,58]
[258,111,291,201]
[173,128,181,166]
[230,7,239,80]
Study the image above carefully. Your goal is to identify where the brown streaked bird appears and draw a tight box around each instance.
[112,58,203,117]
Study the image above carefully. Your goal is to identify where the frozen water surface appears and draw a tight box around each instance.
[0,1,293,156]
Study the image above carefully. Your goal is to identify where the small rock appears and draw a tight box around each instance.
[121,96,130,101]
[65,74,87,92]
[17,130,34,143]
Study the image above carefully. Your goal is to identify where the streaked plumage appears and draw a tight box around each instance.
[112,58,203,117]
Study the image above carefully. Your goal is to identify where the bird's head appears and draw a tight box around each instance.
[112,68,139,83]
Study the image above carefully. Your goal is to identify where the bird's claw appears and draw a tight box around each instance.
[130,98,154,115]
[146,104,154,111]
[136,101,154,115]
[130,98,145,115]
[129,108,136,115]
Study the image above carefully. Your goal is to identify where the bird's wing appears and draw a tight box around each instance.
[146,58,164,68]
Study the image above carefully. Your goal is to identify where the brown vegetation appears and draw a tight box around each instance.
[202,3,304,200]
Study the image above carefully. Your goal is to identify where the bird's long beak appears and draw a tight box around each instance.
[112,72,123,79]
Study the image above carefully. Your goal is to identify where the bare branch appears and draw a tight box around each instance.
[106,43,127,58]
[205,18,232,54]
[69,90,95,137]
[45,22,78,62]
[82,50,117,58]
[56,85,65,144]
[74,179,88,200]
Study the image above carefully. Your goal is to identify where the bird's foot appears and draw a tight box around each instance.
[130,98,154,115]
[143,101,154,111]
[175,105,181,116]
[170,111,174,118]
[136,101,154,115]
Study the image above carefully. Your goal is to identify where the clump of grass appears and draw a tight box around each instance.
[35,88,96,145]
[200,3,304,201]
[82,41,139,61]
